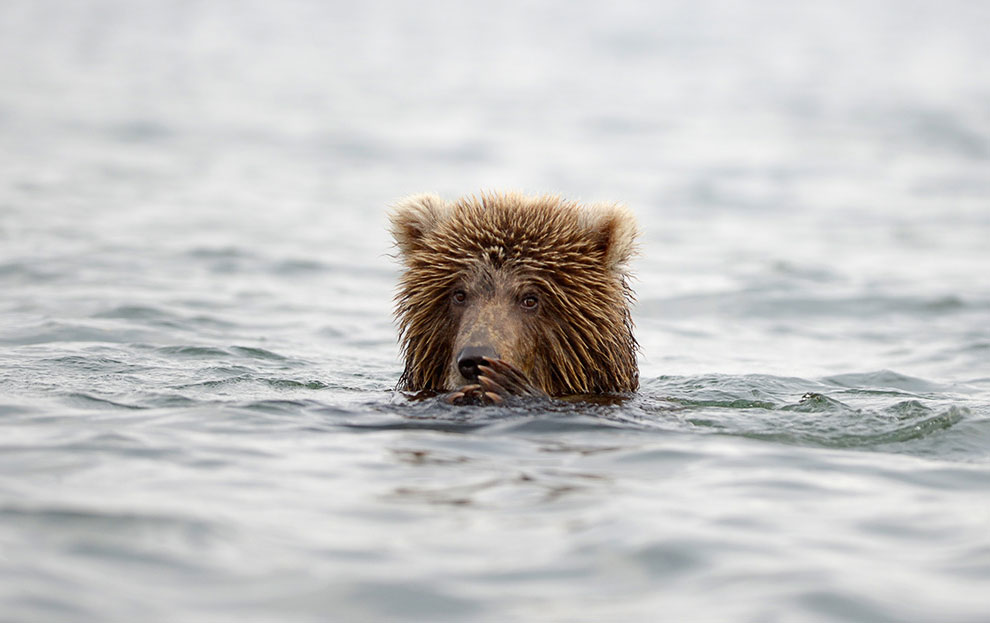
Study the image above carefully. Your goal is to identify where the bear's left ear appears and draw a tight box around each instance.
[389,193,448,257]
[584,203,639,275]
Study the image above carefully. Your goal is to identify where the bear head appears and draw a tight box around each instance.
[390,191,639,397]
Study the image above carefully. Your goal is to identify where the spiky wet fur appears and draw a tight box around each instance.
[390,191,639,396]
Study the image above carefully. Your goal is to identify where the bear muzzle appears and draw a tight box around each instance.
[456,345,498,382]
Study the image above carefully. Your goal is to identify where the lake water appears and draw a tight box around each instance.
[2,0,989,621]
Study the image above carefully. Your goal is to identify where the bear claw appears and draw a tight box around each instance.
[446,358,547,405]
[480,357,547,398]
[445,357,547,405]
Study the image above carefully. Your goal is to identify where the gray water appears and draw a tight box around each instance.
[2,1,990,621]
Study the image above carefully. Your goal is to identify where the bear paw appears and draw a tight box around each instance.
[445,357,548,405]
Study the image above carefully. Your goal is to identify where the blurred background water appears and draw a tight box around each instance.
[2,0,989,621]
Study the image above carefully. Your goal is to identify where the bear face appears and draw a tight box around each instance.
[390,192,639,402]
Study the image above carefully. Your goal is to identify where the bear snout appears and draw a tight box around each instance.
[456,345,498,382]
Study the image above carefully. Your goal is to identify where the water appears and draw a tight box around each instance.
[2,0,990,620]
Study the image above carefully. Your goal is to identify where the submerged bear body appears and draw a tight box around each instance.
[390,192,639,404]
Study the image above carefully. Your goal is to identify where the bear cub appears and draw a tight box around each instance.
[390,191,638,405]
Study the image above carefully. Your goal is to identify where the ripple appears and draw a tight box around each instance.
[634,373,977,453]
[44,354,146,375]
[882,399,934,418]
[234,399,323,414]
[0,320,159,346]
[0,504,215,534]
[0,402,39,417]
[344,581,479,620]
[152,344,295,362]
[263,378,329,389]
[172,376,328,391]
[0,261,61,282]
[823,370,948,393]
[90,305,237,332]
[781,392,855,413]
[61,393,144,411]
[230,346,291,361]
[91,305,175,320]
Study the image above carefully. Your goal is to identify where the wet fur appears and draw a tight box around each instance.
[390,191,639,397]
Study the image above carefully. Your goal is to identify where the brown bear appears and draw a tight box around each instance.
[390,191,639,404]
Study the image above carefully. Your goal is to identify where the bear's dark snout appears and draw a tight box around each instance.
[457,345,497,381]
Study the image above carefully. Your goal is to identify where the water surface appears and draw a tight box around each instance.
[2,1,989,621]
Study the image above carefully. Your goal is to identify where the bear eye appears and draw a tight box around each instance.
[520,294,539,310]
[451,289,467,305]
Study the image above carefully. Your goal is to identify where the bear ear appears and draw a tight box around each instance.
[389,193,448,256]
[582,203,639,274]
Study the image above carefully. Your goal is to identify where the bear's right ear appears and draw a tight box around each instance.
[389,193,447,257]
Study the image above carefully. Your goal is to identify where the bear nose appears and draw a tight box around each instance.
[457,345,497,381]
